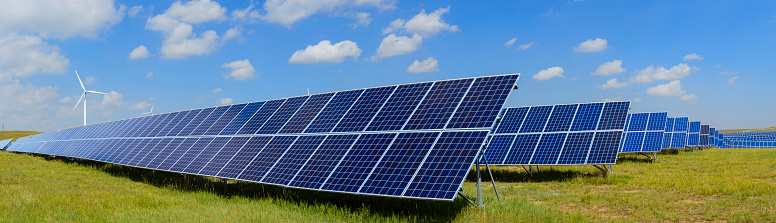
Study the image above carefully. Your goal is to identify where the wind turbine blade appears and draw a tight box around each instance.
[75,70,85,90]
[73,93,86,110]
[87,90,107,94]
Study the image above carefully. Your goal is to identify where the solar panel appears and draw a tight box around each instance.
[664,117,689,148]
[484,101,630,165]
[618,112,667,153]
[686,121,701,146]
[0,139,12,150]
[18,74,520,202]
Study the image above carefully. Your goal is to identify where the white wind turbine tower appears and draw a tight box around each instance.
[73,70,107,126]
[141,104,154,116]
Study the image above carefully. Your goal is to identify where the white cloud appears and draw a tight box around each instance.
[631,63,695,83]
[541,8,560,17]
[679,94,698,102]
[129,45,150,60]
[59,96,73,104]
[349,12,372,29]
[0,34,69,79]
[598,78,629,89]
[516,42,537,50]
[574,38,607,53]
[222,59,256,81]
[593,60,625,76]
[219,98,233,106]
[633,97,643,102]
[382,7,459,37]
[374,34,422,59]
[127,101,152,110]
[128,5,144,17]
[222,27,242,41]
[146,72,154,79]
[601,97,624,102]
[211,88,222,94]
[504,38,517,47]
[533,66,565,80]
[84,77,97,85]
[0,79,67,131]
[98,91,125,110]
[262,0,396,27]
[146,0,235,59]
[407,57,439,73]
[0,0,124,39]
[646,80,685,97]
[728,76,739,85]
[683,53,704,61]
[289,40,362,63]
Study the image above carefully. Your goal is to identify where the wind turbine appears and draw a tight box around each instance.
[73,70,107,126]
[141,104,154,116]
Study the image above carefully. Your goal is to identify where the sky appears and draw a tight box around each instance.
[0,0,774,132]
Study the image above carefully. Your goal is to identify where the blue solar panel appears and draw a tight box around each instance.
[619,112,666,153]
[17,74,520,202]
[486,101,629,165]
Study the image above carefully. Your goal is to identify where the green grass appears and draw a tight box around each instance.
[0,131,41,141]
[2,148,775,222]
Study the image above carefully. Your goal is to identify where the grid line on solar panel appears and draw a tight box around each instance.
[287,134,360,189]
[280,94,335,134]
[205,104,248,135]
[332,86,396,132]
[303,90,364,133]
[366,82,433,132]
[319,133,397,193]
[403,79,474,130]
[257,96,309,135]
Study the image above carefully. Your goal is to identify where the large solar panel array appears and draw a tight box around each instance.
[723,131,776,148]
[618,112,667,153]
[662,117,689,149]
[483,101,630,166]
[686,121,701,146]
[0,139,12,150]
[5,74,520,202]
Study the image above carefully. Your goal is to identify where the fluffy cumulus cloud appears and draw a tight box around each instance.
[0,0,124,39]
[598,78,629,89]
[289,40,362,63]
[146,0,238,59]
[128,5,144,17]
[222,59,256,81]
[129,45,150,60]
[631,63,695,83]
[219,98,233,106]
[683,53,704,61]
[0,34,69,78]
[374,34,422,59]
[407,57,439,73]
[593,60,625,76]
[574,38,607,53]
[728,76,739,85]
[646,80,686,97]
[382,6,459,37]
[260,0,395,27]
[127,101,152,110]
[533,66,565,80]
[679,94,698,102]
[504,38,517,47]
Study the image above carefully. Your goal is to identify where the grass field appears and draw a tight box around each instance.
[0,131,41,141]
[2,131,775,222]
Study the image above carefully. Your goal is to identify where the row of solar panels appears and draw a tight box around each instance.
[3,74,521,202]
[722,131,776,148]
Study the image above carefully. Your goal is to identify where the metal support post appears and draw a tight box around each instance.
[481,153,503,205]
[221,178,228,185]
[458,192,477,207]
[654,152,657,161]
[476,158,483,208]
[607,165,612,174]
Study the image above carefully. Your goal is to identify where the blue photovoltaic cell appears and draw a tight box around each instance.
[237,136,298,182]
[304,90,363,133]
[321,133,396,193]
[261,135,326,186]
[404,131,487,199]
[217,136,272,178]
[447,75,520,129]
[674,117,688,132]
[403,79,472,130]
[519,106,552,133]
[571,103,604,131]
[280,93,334,134]
[647,113,667,131]
[360,132,439,196]
[15,74,520,202]
[700,125,710,135]
[237,99,285,135]
[502,134,540,164]
[1,139,12,150]
[619,112,667,152]
[257,96,309,134]
[333,86,395,132]
[289,134,359,189]
[586,131,622,164]
[366,82,433,131]
[529,133,566,164]
[219,102,264,135]
[597,102,629,130]
[671,132,686,148]
[627,113,649,131]
[620,132,645,153]
[544,104,577,132]
[494,107,529,134]
[687,133,700,146]
[664,118,675,133]
[557,132,594,164]
[482,135,515,165]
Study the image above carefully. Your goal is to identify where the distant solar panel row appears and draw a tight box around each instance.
[6,74,520,202]
[484,101,630,165]
[686,121,701,146]
[662,117,688,149]
[618,112,667,153]
[0,139,12,150]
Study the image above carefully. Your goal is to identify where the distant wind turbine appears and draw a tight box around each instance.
[141,104,154,116]
[73,70,107,126]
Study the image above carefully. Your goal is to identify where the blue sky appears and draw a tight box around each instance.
[0,0,774,132]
